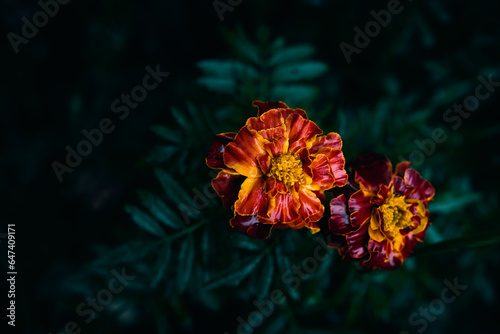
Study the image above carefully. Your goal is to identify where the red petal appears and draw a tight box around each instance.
[308,154,335,190]
[349,153,392,195]
[404,169,435,202]
[297,188,324,224]
[362,240,404,270]
[316,147,347,188]
[345,223,369,259]
[348,190,372,228]
[285,113,322,151]
[310,132,343,153]
[394,161,411,178]
[252,101,290,116]
[206,132,237,170]
[230,214,273,239]
[257,154,271,175]
[211,171,245,209]
[266,191,301,224]
[224,127,265,178]
[329,194,354,234]
[234,177,269,217]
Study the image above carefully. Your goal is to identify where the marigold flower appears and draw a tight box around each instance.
[206,101,347,239]
[326,153,434,269]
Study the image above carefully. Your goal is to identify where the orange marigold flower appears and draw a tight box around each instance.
[326,153,435,269]
[206,101,347,239]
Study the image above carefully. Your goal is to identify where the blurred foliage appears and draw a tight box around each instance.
[7,0,500,333]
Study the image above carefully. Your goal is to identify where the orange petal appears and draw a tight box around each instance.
[206,132,237,172]
[297,188,324,225]
[224,126,265,178]
[310,132,343,153]
[252,101,290,116]
[307,153,335,191]
[234,177,269,217]
[266,191,301,224]
[285,113,322,152]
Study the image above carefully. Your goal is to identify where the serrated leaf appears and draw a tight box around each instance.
[271,85,318,105]
[125,205,166,237]
[275,246,299,301]
[197,77,236,94]
[138,190,185,230]
[171,107,191,131]
[269,44,315,66]
[151,124,182,143]
[231,232,264,251]
[177,234,195,294]
[272,61,328,82]
[197,60,258,79]
[151,243,172,288]
[204,254,264,290]
[155,168,194,208]
[256,255,274,301]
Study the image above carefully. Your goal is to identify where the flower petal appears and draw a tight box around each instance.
[394,161,411,178]
[285,113,322,151]
[310,132,343,153]
[206,132,237,171]
[348,190,372,228]
[345,223,369,259]
[224,127,265,178]
[212,171,245,209]
[349,153,392,195]
[307,153,335,191]
[266,191,301,224]
[234,177,269,217]
[329,194,354,234]
[252,100,290,116]
[230,214,273,239]
[404,169,435,202]
[315,147,347,188]
[298,188,324,226]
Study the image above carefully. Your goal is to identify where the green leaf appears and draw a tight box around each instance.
[147,145,179,165]
[125,205,165,237]
[275,245,299,301]
[257,255,274,301]
[197,60,258,79]
[138,190,185,230]
[271,85,317,105]
[171,107,192,131]
[414,230,500,256]
[272,61,328,82]
[151,243,172,288]
[230,232,264,251]
[204,254,264,290]
[269,44,315,66]
[197,77,236,94]
[177,233,195,294]
[151,124,182,143]
[155,168,194,208]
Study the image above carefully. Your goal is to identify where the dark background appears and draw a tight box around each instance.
[2,0,500,333]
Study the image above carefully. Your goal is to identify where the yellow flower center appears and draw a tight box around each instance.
[268,153,304,187]
[379,193,413,235]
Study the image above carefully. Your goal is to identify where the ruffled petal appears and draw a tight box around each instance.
[345,223,369,259]
[285,113,323,151]
[266,191,301,224]
[363,239,403,270]
[307,153,335,191]
[224,127,265,178]
[230,214,273,239]
[329,194,354,234]
[206,132,237,171]
[297,188,324,226]
[252,100,290,116]
[234,177,269,217]
[315,147,347,188]
[394,161,411,178]
[348,190,372,228]
[211,171,245,209]
[349,153,392,195]
[310,132,343,153]
[404,169,435,202]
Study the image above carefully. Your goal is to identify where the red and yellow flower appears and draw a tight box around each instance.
[327,153,434,269]
[206,101,347,239]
